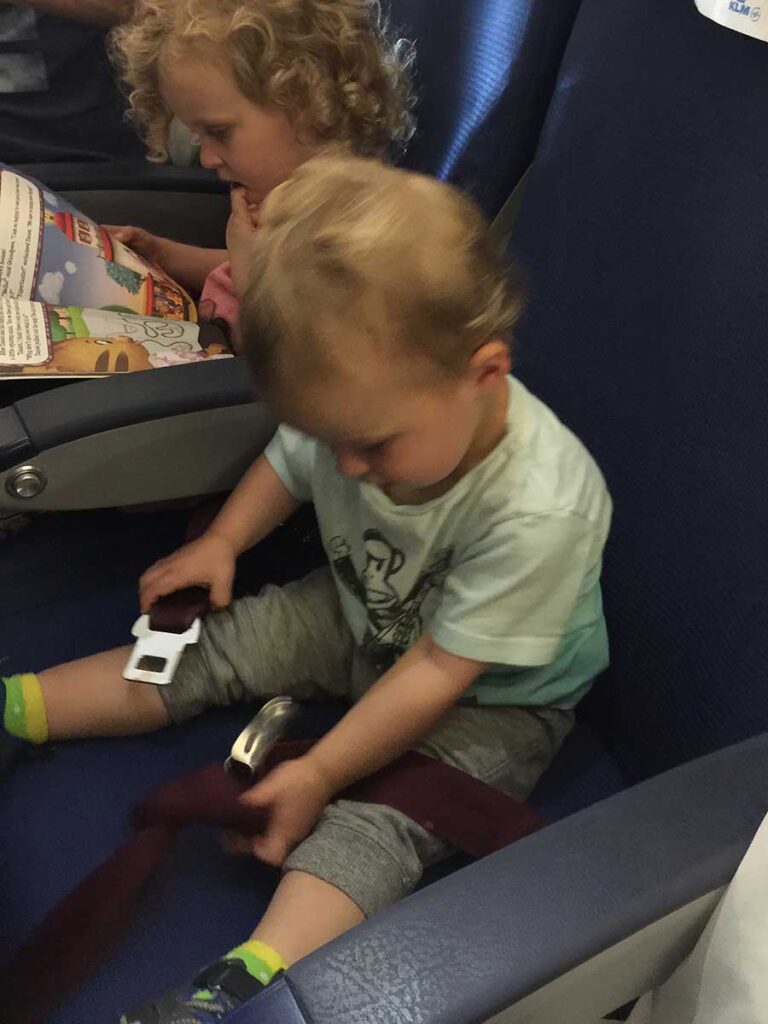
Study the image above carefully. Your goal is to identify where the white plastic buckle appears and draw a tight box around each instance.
[122,614,201,686]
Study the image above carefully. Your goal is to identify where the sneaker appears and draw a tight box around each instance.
[120,958,269,1024]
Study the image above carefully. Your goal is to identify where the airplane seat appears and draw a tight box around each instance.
[0,1,595,1020]
[511,0,768,785]
[5,0,766,1020]
[244,0,767,1022]
[13,162,231,248]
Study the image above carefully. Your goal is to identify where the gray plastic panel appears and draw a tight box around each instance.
[0,407,34,471]
[12,358,254,456]
[485,891,723,1024]
[0,402,276,510]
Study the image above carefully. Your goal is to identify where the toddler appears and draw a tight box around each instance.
[1,156,612,1024]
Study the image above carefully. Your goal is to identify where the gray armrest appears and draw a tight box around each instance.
[7,359,253,456]
[266,734,767,1024]
[0,361,277,510]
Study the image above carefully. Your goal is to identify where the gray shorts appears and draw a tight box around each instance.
[165,568,573,917]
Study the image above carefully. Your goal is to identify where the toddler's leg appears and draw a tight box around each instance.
[39,647,169,739]
[120,871,362,1024]
[162,567,354,724]
[281,703,575,920]
[3,566,352,757]
[123,705,574,1022]
[0,648,169,774]
[249,870,364,963]
[119,700,572,1024]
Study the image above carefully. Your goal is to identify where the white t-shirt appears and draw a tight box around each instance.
[265,375,612,707]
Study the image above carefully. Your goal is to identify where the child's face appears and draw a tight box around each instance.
[160,58,317,208]
[275,344,510,499]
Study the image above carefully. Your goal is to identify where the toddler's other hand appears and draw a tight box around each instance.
[226,185,260,298]
[230,757,333,867]
[139,531,237,612]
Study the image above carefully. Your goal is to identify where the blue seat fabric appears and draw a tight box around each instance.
[5,0,768,1019]
[511,0,768,782]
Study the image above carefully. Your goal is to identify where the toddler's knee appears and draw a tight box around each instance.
[284,798,447,917]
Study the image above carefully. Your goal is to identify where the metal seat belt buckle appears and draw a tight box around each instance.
[225,696,299,781]
[123,614,201,686]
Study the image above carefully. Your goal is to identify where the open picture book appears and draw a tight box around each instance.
[0,165,231,378]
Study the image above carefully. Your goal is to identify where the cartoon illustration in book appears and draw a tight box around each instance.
[1,166,196,323]
[44,208,114,262]
[45,335,153,374]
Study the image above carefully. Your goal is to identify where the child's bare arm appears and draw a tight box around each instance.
[307,635,485,790]
[43,458,299,739]
[140,455,301,610]
[238,636,485,866]
[207,453,301,555]
[157,240,227,293]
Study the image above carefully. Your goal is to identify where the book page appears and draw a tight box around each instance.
[0,170,44,301]
[0,166,197,321]
[0,301,231,377]
[0,298,51,366]
[63,307,207,368]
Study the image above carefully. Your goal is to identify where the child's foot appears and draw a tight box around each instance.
[120,944,285,1024]
[120,960,264,1024]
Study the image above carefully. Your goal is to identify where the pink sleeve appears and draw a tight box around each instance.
[198,261,241,342]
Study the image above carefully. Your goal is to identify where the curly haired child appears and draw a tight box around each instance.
[106,0,415,338]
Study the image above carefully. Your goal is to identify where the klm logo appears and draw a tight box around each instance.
[728,0,762,19]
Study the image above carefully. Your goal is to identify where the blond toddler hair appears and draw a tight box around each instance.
[239,155,523,390]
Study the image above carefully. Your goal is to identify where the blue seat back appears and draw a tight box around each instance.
[389,0,582,216]
[18,1,581,225]
[513,0,768,781]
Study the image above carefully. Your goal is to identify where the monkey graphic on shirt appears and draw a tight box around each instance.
[329,530,453,667]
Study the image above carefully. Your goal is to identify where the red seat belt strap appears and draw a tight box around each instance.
[1,746,545,1024]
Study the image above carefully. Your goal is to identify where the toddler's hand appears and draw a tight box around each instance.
[104,224,168,269]
[139,531,237,612]
[226,186,260,298]
[230,757,333,867]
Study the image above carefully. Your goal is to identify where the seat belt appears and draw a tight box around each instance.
[124,497,220,686]
[489,166,531,251]
[1,737,545,1024]
[0,505,547,1023]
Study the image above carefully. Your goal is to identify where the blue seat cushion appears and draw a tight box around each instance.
[0,705,333,1022]
[532,720,627,819]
